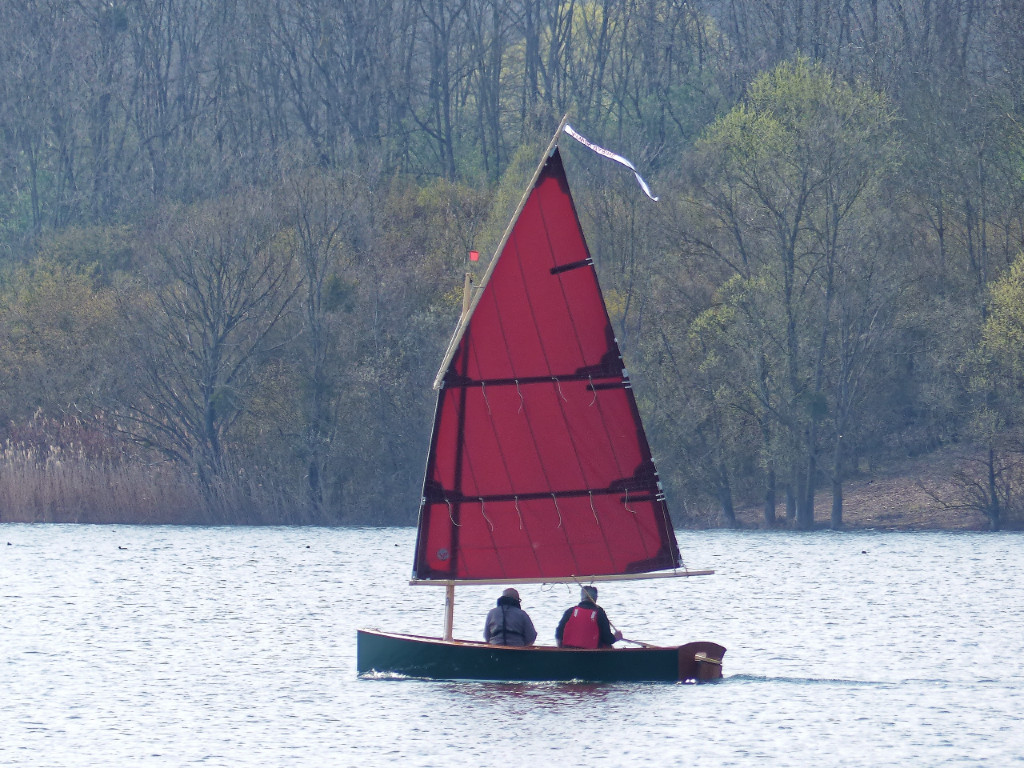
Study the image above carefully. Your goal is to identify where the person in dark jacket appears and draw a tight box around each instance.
[555,586,623,648]
[484,588,538,646]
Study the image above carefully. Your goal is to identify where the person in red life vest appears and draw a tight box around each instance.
[555,586,623,649]
[484,588,538,646]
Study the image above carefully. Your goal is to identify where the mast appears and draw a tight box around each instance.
[440,272,476,640]
[443,582,455,641]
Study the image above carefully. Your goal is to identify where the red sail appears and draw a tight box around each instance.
[412,149,681,582]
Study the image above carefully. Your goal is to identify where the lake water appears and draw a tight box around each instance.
[1,525,1021,767]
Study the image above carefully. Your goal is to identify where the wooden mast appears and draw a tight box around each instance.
[442,272,474,641]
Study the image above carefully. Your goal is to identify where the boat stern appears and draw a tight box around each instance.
[677,641,726,681]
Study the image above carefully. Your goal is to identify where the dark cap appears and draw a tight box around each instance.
[581,586,598,602]
[501,587,520,601]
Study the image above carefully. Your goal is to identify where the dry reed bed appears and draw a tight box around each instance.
[0,444,302,525]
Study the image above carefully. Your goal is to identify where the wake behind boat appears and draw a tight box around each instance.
[357,118,725,683]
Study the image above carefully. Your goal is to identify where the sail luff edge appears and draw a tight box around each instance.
[432,113,571,389]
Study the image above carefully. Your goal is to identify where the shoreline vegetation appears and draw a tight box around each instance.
[3,4,1024,537]
[0,443,1009,531]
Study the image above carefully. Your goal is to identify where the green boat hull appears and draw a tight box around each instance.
[357,629,725,683]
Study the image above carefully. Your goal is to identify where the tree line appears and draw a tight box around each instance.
[1,0,1023,528]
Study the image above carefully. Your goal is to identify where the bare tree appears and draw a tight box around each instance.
[120,191,298,495]
[690,59,900,528]
[280,167,371,517]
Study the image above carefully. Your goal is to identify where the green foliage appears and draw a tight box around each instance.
[324,274,357,313]
[37,225,135,279]
[0,258,121,423]
[0,185,36,251]
[689,57,903,525]
[983,253,1024,380]
[966,250,1024,449]
[2,3,1024,525]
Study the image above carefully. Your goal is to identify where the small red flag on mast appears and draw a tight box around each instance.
[469,250,479,262]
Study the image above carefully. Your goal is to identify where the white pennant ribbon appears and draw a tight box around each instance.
[563,124,659,202]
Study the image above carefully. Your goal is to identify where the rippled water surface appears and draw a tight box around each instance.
[2,525,1022,767]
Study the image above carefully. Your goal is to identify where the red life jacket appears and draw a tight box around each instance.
[561,607,601,649]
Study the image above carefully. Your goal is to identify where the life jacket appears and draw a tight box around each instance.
[561,606,601,649]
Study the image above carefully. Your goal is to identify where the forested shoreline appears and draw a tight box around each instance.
[2,0,1024,529]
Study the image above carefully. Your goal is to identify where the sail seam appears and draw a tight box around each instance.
[424,488,658,503]
[443,373,623,388]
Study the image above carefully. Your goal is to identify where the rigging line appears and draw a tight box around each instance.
[446,498,460,527]
[588,375,597,406]
[515,379,524,414]
[589,491,600,525]
[479,498,494,532]
[551,493,563,528]
[553,376,568,402]
[481,380,492,415]
[624,488,637,515]
[515,496,524,530]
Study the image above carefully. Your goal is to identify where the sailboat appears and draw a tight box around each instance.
[357,119,725,682]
